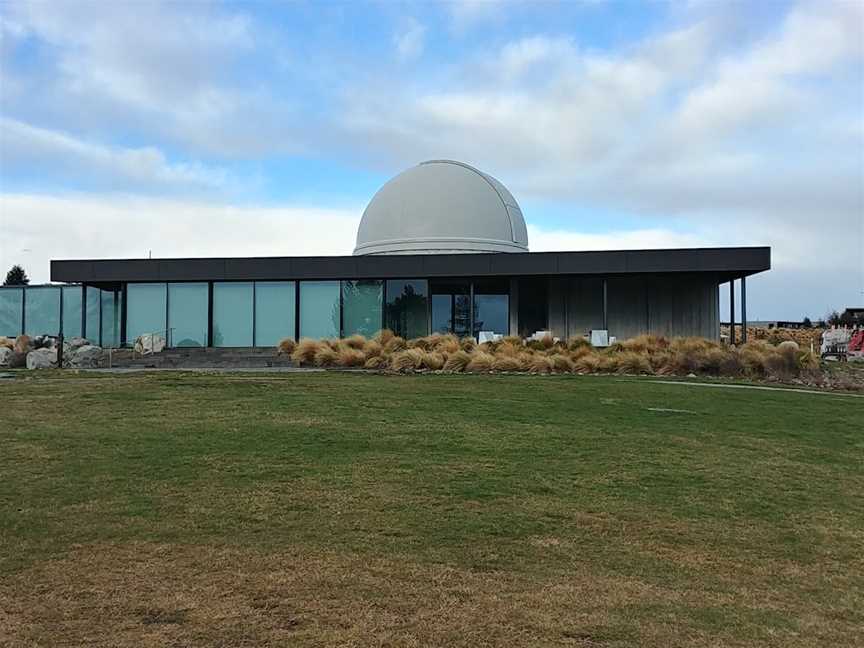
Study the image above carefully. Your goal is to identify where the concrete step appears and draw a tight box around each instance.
[106,347,295,369]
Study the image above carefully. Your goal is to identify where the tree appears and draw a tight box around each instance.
[3,264,29,286]
[802,316,812,328]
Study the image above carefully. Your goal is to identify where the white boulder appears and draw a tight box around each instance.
[67,344,103,369]
[26,347,58,370]
[0,347,13,367]
[134,334,166,355]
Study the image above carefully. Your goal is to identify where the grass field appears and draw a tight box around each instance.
[1,371,862,647]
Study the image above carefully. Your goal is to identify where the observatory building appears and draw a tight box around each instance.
[1,160,769,346]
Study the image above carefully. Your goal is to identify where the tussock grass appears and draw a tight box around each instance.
[277,338,296,356]
[277,331,837,386]
[443,350,472,373]
[292,339,320,366]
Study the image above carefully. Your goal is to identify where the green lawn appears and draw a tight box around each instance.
[1,371,862,647]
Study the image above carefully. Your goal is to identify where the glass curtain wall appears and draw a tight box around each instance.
[85,286,101,344]
[168,283,208,347]
[342,280,382,338]
[300,281,340,339]
[101,290,120,348]
[0,288,23,337]
[473,279,509,337]
[62,286,83,338]
[385,279,428,339]
[213,282,253,347]
[126,283,167,344]
[255,281,295,346]
[23,287,61,336]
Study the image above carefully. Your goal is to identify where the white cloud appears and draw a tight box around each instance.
[0,118,229,192]
[0,193,361,284]
[394,18,426,61]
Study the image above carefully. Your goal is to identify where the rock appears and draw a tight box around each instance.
[0,347,13,367]
[13,335,31,355]
[26,347,58,370]
[134,334,166,355]
[0,336,14,350]
[67,345,103,369]
[68,337,90,349]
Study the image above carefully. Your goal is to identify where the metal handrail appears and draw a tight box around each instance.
[132,328,175,359]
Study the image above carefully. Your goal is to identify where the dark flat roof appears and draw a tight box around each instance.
[51,247,770,285]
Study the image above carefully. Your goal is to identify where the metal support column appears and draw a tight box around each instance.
[729,280,735,345]
[602,278,608,331]
[741,276,747,343]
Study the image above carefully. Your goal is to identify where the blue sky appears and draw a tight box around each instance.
[0,0,862,320]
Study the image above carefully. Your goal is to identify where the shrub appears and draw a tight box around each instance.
[621,334,668,355]
[567,337,592,351]
[313,346,339,367]
[443,350,471,372]
[739,341,772,376]
[466,352,495,373]
[496,341,522,357]
[292,338,320,365]
[391,348,424,372]
[343,334,366,350]
[550,353,574,373]
[540,334,555,349]
[277,338,296,356]
[492,355,525,372]
[336,347,366,367]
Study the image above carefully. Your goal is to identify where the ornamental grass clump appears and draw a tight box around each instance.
[336,346,366,367]
[292,338,320,365]
[550,353,574,373]
[313,345,339,367]
[277,338,296,356]
[363,339,383,358]
[460,337,477,353]
[343,334,366,350]
[443,350,471,372]
[390,348,424,372]
[364,355,387,369]
[492,355,525,372]
[384,336,407,353]
[466,352,495,373]
[614,351,653,375]
[573,352,602,374]
[529,355,554,374]
[421,351,446,370]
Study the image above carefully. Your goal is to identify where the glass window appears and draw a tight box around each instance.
[213,282,253,347]
[101,290,120,348]
[342,280,382,338]
[255,281,295,346]
[168,283,208,347]
[385,279,428,339]
[126,283,167,345]
[299,281,340,339]
[85,286,101,344]
[24,287,61,337]
[473,279,509,337]
[62,286,83,339]
[0,288,23,337]
[431,281,470,337]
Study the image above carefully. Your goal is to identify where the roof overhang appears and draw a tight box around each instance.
[51,247,770,285]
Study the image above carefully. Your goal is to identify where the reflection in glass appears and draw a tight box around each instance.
[168,283,208,347]
[385,280,428,339]
[24,287,61,336]
[431,281,470,337]
[62,286,83,339]
[431,294,451,334]
[126,283,167,344]
[300,281,340,339]
[473,279,509,337]
[0,288,23,337]
[342,280,382,337]
[213,282,253,347]
[255,281,295,346]
[85,286,101,344]
[101,290,120,348]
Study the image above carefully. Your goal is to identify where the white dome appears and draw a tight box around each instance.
[354,160,529,255]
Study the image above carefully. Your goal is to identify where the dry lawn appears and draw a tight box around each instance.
[1,371,862,647]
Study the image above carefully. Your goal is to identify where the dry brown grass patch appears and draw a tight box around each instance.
[276,338,296,356]
[443,350,471,372]
[466,352,495,373]
[390,348,424,372]
[492,355,525,372]
[343,334,367,350]
[335,347,366,367]
[313,346,339,367]
[291,339,320,366]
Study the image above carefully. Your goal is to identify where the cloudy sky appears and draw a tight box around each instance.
[0,0,862,320]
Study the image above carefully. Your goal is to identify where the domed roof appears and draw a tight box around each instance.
[354,160,529,255]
